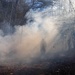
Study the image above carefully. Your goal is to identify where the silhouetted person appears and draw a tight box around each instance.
[40,39,46,59]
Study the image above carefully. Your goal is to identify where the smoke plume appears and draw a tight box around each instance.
[0,0,75,66]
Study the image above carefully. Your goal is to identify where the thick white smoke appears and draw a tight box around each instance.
[0,0,75,66]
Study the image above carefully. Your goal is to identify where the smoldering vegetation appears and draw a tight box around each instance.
[0,0,75,67]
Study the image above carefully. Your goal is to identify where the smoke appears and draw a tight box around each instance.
[0,0,75,66]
